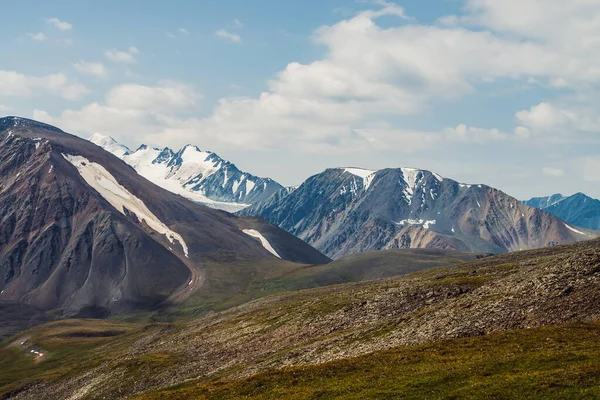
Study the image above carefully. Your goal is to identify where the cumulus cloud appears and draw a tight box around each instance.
[33,82,201,145]
[46,17,72,31]
[74,61,107,77]
[105,47,140,64]
[105,82,198,111]
[0,70,89,100]
[516,102,600,135]
[33,1,600,156]
[216,29,241,43]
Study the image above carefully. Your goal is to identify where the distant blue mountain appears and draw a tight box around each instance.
[523,193,600,230]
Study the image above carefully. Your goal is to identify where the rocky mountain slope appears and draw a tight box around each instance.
[4,237,600,399]
[90,134,284,212]
[523,192,600,231]
[0,117,329,316]
[240,168,597,258]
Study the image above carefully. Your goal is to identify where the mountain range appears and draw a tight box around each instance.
[0,117,328,317]
[91,133,598,260]
[523,193,600,231]
[241,167,596,258]
[90,133,284,212]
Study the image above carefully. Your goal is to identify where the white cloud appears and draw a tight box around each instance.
[0,70,89,100]
[216,29,241,43]
[516,102,600,135]
[179,28,190,35]
[105,47,140,64]
[105,82,198,111]
[27,32,47,41]
[33,82,201,146]
[542,167,565,177]
[32,1,600,156]
[74,61,107,77]
[46,17,72,31]
[443,124,509,143]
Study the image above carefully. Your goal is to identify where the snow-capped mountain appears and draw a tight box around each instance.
[523,193,600,231]
[0,117,329,316]
[89,133,131,157]
[240,167,597,258]
[90,134,284,212]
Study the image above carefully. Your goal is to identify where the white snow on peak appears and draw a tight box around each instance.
[564,223,592,237]
[89,133,130,157]
[344,168,376,179]
[119,143,248,212]
[242,229,281,258]
[232,178,243,194]
[401,168,422,204]
[245,179,256,195]
[343,168,377,190]
[62,154,189,257]
[432,172,444,182]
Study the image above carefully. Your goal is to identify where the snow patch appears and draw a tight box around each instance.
[401,168,422,204]
[394,219,436,229]
[343,168,377,190]
[232,178,242,194]
[62,154,189,257]
[564,223,592,237]
[242,229,281,258]
[245,179,256,195]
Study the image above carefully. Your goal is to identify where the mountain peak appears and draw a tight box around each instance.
[0,116,63,134]
[89,133,131,157]
[90,136,285,211]
[89,132,120,146]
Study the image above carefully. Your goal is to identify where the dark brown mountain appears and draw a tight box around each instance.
[0,117,329,316]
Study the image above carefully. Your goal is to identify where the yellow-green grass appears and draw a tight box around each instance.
[135,323,600,400]
[0,319,142,397]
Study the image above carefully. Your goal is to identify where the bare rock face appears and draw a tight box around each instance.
[241,167,597,258]
[0,117,329,316]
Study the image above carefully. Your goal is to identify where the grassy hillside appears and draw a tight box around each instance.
[127,248,482,323]
[136,323,600,400]
[2,239,599,399]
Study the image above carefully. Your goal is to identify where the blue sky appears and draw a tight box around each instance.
[2,0,600,198]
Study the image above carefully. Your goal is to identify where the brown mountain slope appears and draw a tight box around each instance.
[0,117,329,316]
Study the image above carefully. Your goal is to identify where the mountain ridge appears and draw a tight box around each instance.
[523,192,600,231]
[90,133,284,212]
[240,166,596,258]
